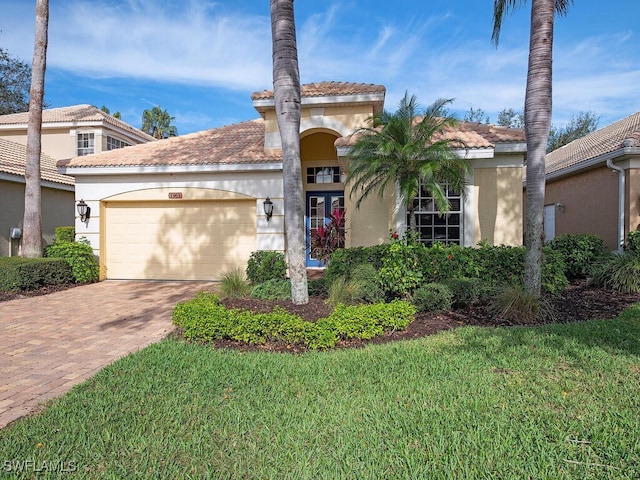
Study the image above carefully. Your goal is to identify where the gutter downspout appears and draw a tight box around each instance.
[606,158,625,252]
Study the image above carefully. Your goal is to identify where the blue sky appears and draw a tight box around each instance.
[1,0,638,135]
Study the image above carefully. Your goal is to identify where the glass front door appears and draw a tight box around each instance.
[306,191,344,267]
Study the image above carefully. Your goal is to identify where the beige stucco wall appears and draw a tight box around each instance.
[627,169,640,233]
[0,179,74,256]
[545,166,619,250]
[473,166,523,245]
[0,126,148,161]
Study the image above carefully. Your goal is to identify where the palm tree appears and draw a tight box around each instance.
[270,0,308,305]
[345,93,470,236]
[492,0,572,296]
[141,105,177,139]
[21,0,49,258]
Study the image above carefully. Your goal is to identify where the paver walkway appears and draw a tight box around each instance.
[0,280,214,429]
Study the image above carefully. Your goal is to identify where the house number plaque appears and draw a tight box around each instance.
[168,192,183,199]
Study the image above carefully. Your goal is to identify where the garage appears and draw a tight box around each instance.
[103,200,256,280]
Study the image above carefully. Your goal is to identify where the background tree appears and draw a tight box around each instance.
[493,0,573,296]
[464,106,490,124]
[100,105,121,119]
[141,105,177,139]
[346,93,471,235]
[0,46,31,115]
[496,107,524,128]
[270,0,308,304]
[548,110,598,151]
[21,0,49,258]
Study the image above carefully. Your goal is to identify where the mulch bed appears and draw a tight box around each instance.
[216,280,640,353]
[4,280,639,354]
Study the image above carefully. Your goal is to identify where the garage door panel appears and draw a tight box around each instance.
[105,200,256,280]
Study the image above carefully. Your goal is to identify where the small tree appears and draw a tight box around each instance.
[345,93,470,235]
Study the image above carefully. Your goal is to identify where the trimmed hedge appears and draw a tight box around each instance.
[45,241,99,284]
[0,257,74,292]
[246,251,287,285]
[325,241,568,298]
[548,233,606,279]
[172,292,415,350]
[53,226,75,244]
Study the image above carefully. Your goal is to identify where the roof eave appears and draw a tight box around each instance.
[58,162,284,176]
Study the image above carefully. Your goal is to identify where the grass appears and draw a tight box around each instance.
[1,306,640,478]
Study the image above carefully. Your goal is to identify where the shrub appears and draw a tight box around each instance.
[307,277,327,297]
[0,257,74,292]
[53,226,75,244]
[548,233,606,279]
[324,244,388,286]
[626,230,640,254]
[441,277,486,308]
[379,238,424,298]
[592,252,640,293]
[251,279,291,300]
[245,251,287,285]
[488,285,556,324]
[218,268,250,299]
[173,292,415,350]
[350,263,385,304]
[309,209,346,264]
[45,241,98,284]
[411,283,453,313]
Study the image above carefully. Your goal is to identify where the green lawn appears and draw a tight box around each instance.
[2,305,640,479]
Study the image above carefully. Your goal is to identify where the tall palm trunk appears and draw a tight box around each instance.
[523,0,554,296]
[22,0,49,258]
[270,0,308,304]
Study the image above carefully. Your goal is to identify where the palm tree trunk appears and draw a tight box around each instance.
[523,0,554,296]
[22,0,49,258]
[270,0,308,304]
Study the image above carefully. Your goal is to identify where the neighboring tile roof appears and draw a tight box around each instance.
[546,111,640,176]
[251,81,386,100]
[58,119,281,168]
[0,138,74,186]
[0,105,156,142]
[335,120,525,149]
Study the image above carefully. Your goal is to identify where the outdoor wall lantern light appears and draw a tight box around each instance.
[77,199,91,222]
[263,197,274,221]
[555,202,565,213]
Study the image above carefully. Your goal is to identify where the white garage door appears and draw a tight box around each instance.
[104,200,256,280]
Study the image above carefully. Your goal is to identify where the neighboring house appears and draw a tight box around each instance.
[57,82,526,281]
[0,105,155,160]
[0,138,74,256]
[0,105,155,256]
[544,112,640,251]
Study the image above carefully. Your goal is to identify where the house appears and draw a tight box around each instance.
[0,105,155,160]
[0,105,155,256]
[544,112,640,251]
[0,138,74,256]
[57,82,527,281]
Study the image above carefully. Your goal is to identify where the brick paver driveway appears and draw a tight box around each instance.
[0,280,214,428]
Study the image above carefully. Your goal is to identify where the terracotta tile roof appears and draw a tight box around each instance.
[0,105,155,142]
[251,81,386,100]
[546,111,640,175]
[335,120,525,149]
[58,119,281,168]
[0,138,74,186]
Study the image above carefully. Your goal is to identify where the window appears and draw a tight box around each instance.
[410,183,462,246]
[306,166,343,184]
[107,136,130,150]
[76,133,95,156]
